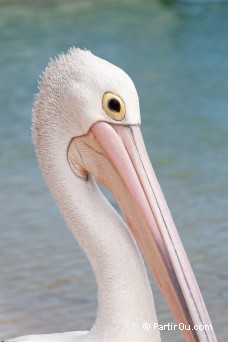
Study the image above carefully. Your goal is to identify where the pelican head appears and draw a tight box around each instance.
[33,48,216,341]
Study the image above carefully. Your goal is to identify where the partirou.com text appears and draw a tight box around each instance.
[143,322,213,332]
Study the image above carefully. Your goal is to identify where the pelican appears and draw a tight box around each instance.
[5,48,216,342]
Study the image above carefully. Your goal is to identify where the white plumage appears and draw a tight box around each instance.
[5,48,216,342]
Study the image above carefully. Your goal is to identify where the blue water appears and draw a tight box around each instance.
[0,1,227,341]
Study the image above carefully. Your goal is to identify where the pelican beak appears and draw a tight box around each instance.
[89,121,216,342]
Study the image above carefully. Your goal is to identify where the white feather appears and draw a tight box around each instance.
[6,49,160,342]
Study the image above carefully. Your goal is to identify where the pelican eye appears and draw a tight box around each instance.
[102,92,126,121]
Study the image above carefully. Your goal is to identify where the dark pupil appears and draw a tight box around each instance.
[108,98,121,112]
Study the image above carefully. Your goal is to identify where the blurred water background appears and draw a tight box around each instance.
[0,0,227,341]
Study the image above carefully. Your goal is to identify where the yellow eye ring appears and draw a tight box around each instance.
[102,92,126,121]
